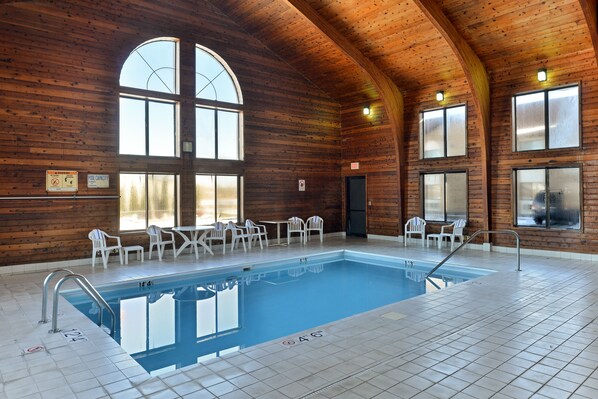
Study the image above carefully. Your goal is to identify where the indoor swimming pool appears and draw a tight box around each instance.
[63,251,493,375]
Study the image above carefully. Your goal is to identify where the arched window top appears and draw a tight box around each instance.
[196,45,242,104]
[120,38,178,94]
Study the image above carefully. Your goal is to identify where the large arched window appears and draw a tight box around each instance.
[119,38,179,157]
[118,39,244,230]
[195,45,243,160]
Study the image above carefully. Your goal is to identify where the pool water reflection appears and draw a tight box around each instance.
[65,258,488,375]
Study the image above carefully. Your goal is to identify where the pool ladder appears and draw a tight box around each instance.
[426,229,521,279]
[39,269,116,336]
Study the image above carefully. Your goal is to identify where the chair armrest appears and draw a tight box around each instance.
[106,234,122,246]
[440,224,454,234]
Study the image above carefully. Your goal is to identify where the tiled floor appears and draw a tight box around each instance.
[1,236,598,398]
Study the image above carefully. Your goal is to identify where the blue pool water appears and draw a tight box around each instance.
[63,251,492,375]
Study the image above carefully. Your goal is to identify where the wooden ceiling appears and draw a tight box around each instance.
[211,0,595,101]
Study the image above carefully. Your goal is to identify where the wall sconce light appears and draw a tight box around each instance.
[436,90,444,102]
[182,141,193,153]
[363,106,370,115]
[537,68,547,82]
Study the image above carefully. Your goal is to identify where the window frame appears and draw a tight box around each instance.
[195,174,244,225]
[195,105,242,161]
[119,172,180,232]
[119,37,181,158]
[512,165,582,230]
[512,83,581,152]
[195,45,244,161]
[119,95,179,157]
[419,104,468,159]
[420,171,468,223]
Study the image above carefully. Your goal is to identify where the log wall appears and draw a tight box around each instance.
[0,0,341,267]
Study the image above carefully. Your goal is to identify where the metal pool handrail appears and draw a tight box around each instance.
[426,229,521,278]
[40,268,74,324]
[48,273,116,336]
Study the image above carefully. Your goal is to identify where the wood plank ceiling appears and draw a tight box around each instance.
[211,0,593,97]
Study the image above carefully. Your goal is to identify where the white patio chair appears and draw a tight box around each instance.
[287,217,305,245]
[205,222,227,254]
[305,215,324,243]
[227,221,251,252]
[147,225,176,261]
[404,217,426,247]
[245,219,268,249]
[88,229,123,268]
[427,219,467,250]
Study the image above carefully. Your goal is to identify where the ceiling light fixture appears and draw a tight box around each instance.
[436,90,444,102]
[537,68,547,82]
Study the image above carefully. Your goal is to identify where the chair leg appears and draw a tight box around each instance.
[241,237,247,252]
[91,250,96,268]
[101,250,109,269]
[118,248,124,265]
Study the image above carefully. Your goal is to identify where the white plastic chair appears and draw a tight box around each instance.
[428,219,467,250]
[205,222,227,254]
[287,217,305,245]
[227,221,251,252]
[305,216,324,243]
[88,229,123,268]
[404,217,426,247]
[245,219,268,249]
[147,225,176,261]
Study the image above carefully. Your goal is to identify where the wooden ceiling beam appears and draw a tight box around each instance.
[281,0,407,233]
[412,0,491,233]
[579,0,598,65]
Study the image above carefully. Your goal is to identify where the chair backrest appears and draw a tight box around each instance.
[306,216,323,228]
[88,229,107,248]
[226,221,241,235]
[288,217,304,231]
[147,225,163,243]
[211,222,226,238]
[245,219,256,228]
[406,217,426,232]
[454,219,466,234]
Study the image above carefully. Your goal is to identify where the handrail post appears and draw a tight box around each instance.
[40,268,73,324]
[426,229,521,278]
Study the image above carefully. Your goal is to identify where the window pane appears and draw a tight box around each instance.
[548,168,580,229]
[119,98,146,155]
[446,106,466,157]
[515,92,545,151]
[423,110,444,158]
[218,111,239,160]
[121,40,176,94]
[196,47,239,103]
[120,173,146,231]
[517,169,545,226]
[196,175,215,225]
[148,174,175,227]
[148,293,175,349]
[424,174,444,221]
[196,288,216,337]
[548,86,579,149]
[120,297,147,354]
[446,173,467,221]
[217,175,238,222]
[149,101,176,157]
[217,285,238,331]
[196,107,215,159]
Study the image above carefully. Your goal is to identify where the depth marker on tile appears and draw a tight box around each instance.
[61,328,88,343]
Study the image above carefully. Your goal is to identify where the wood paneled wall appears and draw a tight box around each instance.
[490,49,598,252]
[341,98,399,236]
[0,0,341,267]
